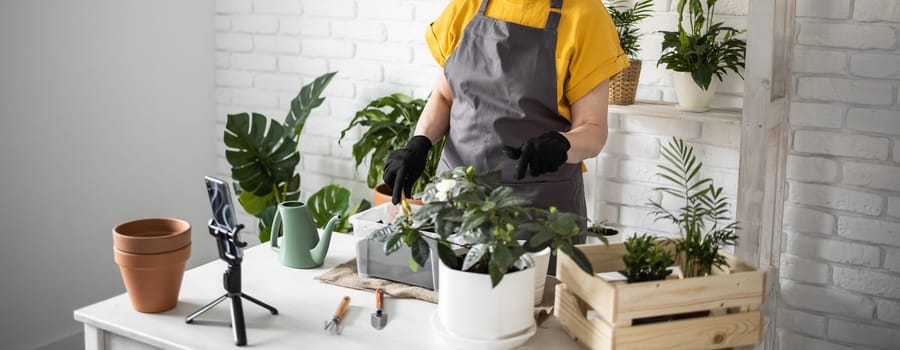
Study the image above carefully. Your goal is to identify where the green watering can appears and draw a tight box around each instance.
[271,201,341,269]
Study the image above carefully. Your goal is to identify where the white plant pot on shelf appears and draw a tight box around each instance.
[433,259,536,349]
[673,71,720,112]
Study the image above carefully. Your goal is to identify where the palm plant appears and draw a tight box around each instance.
[605,0,654,58]
[225,72,335,242]
[648,137,738,277]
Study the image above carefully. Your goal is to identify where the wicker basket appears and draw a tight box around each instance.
[608,59,642,105]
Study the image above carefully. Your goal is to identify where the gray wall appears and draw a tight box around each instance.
[0,1,217,349]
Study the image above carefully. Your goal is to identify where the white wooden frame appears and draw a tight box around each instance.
[736,0,796,349]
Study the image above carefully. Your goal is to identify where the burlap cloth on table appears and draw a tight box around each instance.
[314,258,559,326]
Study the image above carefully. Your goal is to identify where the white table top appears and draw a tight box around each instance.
[75,233,580,349]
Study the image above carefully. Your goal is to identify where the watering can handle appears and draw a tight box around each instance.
[271,208,282,250]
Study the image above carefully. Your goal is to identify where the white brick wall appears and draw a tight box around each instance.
[588,110,740,239]
[783,4,900,349]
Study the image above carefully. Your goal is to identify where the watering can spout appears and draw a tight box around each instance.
[311,214,341,265]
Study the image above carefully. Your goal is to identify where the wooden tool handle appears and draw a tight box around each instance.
[334,296,351,320]
[375,289,384,309]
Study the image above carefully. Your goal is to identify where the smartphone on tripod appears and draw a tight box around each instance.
[204,176,243,257]
[205,176,238,232]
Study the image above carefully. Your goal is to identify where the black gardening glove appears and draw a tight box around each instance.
[502,131,570,180]
[383,135,433,204]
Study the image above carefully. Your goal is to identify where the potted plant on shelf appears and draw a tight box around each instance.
[338,93,445,206]
[605,0,654,105]
[224,72,335,242]
[658,0,746,112]
[378,166,601,348]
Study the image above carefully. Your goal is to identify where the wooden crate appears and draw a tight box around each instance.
[554,242,765,350]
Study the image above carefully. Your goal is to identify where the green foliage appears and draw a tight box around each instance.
[225,72,336,242]
[338,93,445,194]
[658,0,746,90]
[621,234,674,283]
[307,184,372,233]
[604,0,655,58]
[649,137,739,277]
[377,166,602,288]
[587,221,619,237]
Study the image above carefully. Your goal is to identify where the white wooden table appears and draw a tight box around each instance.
[74,233,580,349]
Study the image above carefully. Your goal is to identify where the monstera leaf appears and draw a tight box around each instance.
[308,184,372,233]
[285,72,336,140]
[225,112,300,198]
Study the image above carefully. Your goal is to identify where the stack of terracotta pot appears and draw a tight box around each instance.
[113,218,191,313]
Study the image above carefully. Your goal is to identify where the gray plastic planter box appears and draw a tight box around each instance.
[349,203,440,291]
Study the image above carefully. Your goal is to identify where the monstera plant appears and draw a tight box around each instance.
[225,72,335,242]
[307,183,371,233]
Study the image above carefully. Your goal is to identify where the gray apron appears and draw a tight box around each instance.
[440,0,587,236]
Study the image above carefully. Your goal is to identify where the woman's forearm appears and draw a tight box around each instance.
[563,80,611,163]
[415,71,453,144]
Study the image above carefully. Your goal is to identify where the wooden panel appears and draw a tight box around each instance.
[556,284,614,350]
[558,249,617,323]
[615,271,765,321]
[615,311,762,350]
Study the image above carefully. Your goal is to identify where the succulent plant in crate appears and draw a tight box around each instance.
[649,137,738,277]
[621,233,674,283]
[378,166,603,287]
[224,72,336,242]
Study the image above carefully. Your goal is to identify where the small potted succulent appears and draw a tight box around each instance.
[621,233,674,283]
[587,220,621,243]
[604,0,654,105]
[379,166,600,347]
[339,93,445,206]
[658,0,746,112]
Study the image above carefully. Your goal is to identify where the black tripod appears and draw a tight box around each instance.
[186,221,278,346]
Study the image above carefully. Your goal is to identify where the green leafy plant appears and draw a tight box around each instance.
[605,0,655,58]
[649,137,739,277]
[658,0,746,90]
[621,233,674,283]
[338,93,445,195]
[307,184,372,233]
[225,72,336,242]
[377,166,604,287]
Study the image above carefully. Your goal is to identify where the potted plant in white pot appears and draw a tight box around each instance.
[605,0,654,105]
[378,166,601,348]
[658,0,746,112]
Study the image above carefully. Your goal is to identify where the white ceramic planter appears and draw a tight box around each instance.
[673,71,720,112]
[437,260,535,342]
[529,248,550,305]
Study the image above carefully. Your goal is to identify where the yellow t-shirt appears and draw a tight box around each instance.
[425,0,629,120]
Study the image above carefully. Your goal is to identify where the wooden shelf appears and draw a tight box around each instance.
[608,101,742,125]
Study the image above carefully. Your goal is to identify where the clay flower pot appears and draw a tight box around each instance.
[112,218,191,313]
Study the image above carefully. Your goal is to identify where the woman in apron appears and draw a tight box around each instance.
[384,0,628,247]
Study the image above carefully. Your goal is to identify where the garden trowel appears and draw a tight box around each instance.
[371,289,388,330]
